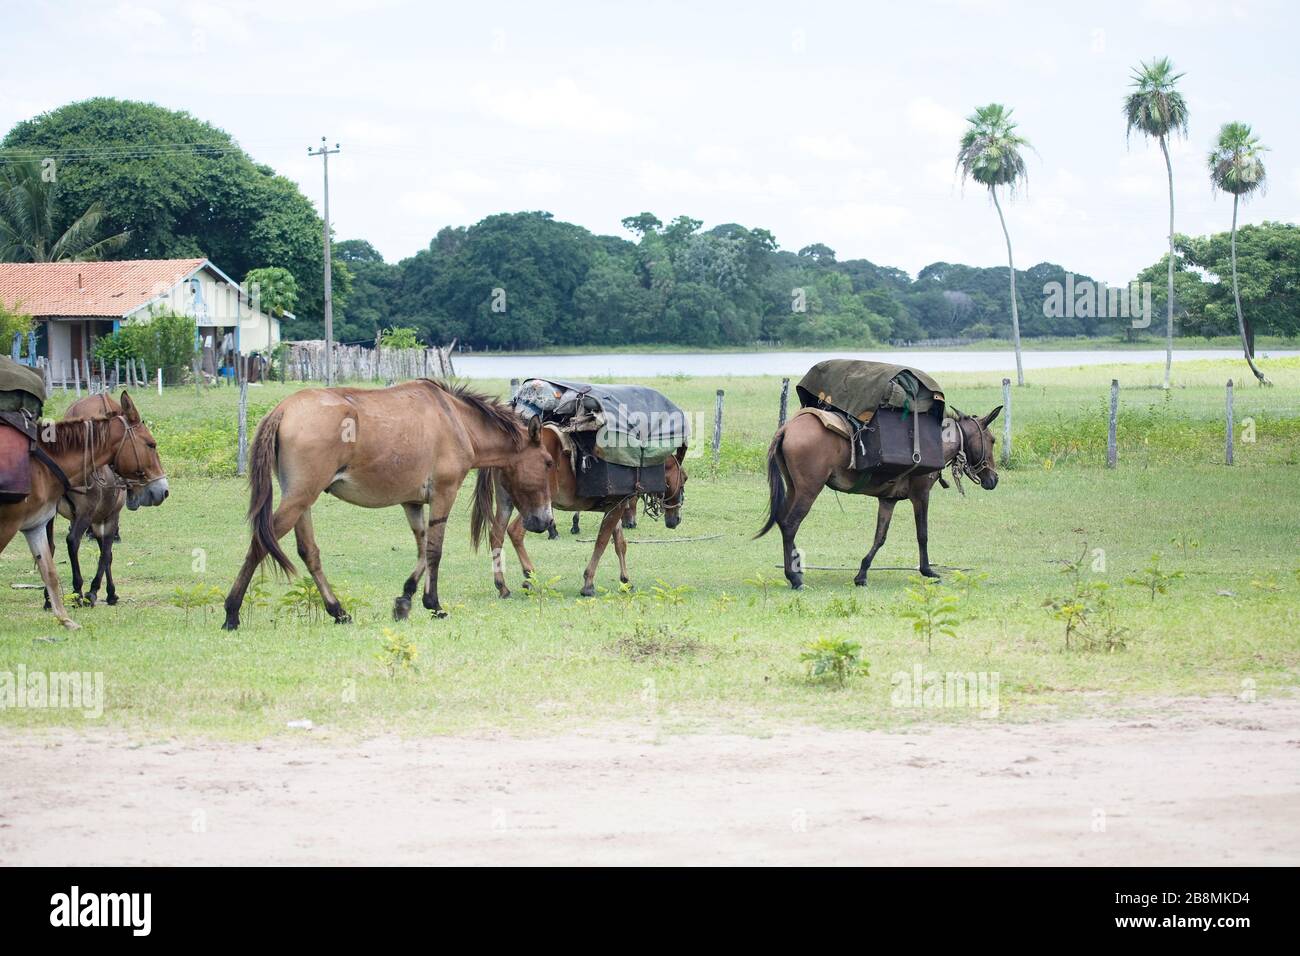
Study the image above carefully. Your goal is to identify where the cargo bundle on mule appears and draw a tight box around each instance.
[511,379,688,499]
[795,359,948,480]
[0,355,46,503]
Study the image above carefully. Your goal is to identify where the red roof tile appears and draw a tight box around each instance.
[0,259,207,318]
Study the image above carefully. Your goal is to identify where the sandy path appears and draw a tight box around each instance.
[2,696,1297,865]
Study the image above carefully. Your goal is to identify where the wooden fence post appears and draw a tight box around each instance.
[157,367,163,397]
[712,389,724,467]
[778,377,789,427]
[1106,379,1119,469]
[237,357,249,477]
[1001,378,1011,465]
[73,359,81,398]
[1225,380,1234,466]
[510,378,520,399]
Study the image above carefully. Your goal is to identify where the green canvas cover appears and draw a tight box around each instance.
[0,355,45,417]
[513,378,688,468]
[796,359,945,422]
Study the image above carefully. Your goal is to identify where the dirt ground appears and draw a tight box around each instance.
[2,695,1297,866]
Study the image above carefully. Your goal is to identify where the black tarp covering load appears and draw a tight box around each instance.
[512,378,688,467]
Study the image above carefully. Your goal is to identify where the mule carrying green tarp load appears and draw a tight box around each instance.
[0,355,46,502]
[796,359,947,478]
[761,358,1003,592]
[512,379,689,498]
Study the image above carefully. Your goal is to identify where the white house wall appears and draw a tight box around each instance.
[124,267,281,354]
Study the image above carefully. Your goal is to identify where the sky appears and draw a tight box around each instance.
[2,0,1296,284]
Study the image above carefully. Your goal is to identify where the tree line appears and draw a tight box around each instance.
[1,97,1295,365]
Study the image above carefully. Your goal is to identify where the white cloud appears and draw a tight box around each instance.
[398,188,469,221]
[470,77,652,135]
[637,163,802,201]
[907,97,967,141]
[694,144,743,165]
[793,134,865,162]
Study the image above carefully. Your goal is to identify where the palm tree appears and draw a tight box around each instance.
[957,103,1031,386]
[1124,57,1189,390]
[0,158,130,262]
[1208,122,1269,385]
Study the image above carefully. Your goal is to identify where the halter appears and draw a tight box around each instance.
[949,414,991,496]
[629,475,685,523]
[77,413,161,494]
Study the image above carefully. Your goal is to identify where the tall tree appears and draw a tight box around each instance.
[1125,57,1189,389]
[0,158,129,262]
[2,98,336,324]
[1208,122,1269,384]
[957,103,1031,385]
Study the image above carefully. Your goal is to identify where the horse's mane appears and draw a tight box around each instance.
[39,416,117,455]
[419,378,524,448]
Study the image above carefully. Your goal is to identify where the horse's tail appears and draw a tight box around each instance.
[248,405,295,577]
[470,467,496,552]
[755,428,789,539]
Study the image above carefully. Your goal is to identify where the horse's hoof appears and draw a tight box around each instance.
[392,597,411,621]
[787,575,804,590]
[105,594,118,606]
[580,584,596,598]
[85,595,98,608]
[221,618,240,631]
[333,613,352,625]
[60,618,81,631]
[920,567,941,579]
[853,576,867,587]
[498,588,512,599]
[430,608,449,619]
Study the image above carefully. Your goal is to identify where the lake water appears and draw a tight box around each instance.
[452,348,1295,380]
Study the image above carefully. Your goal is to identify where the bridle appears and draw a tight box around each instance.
[635,471,685,522]
[949,414,992,496]
[79,411,160,495]
[111,416,162,492]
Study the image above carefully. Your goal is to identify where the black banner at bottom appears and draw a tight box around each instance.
[0,866,1285,942]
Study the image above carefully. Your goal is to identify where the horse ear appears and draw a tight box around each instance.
[981,405,1003,428]
[674,444,687,466]
[528,416,542,444]
[120,390,141,423]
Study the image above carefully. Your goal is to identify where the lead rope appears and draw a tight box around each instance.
[950,416,969,497]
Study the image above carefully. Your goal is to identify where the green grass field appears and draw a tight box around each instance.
[2,357,1297,739]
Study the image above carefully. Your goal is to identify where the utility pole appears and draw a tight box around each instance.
[308,136,341,386]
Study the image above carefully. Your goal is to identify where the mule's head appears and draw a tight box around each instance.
[112,391,169,510]
[500,417,555,533]
[663,446,688,529]
[956,406,1002,491]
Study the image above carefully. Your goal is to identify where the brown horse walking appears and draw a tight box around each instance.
[757,407,1002,589]
[43,393,132,608]
[0,391,169,628]
[477,428,687,598]
[221,379,555,630]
